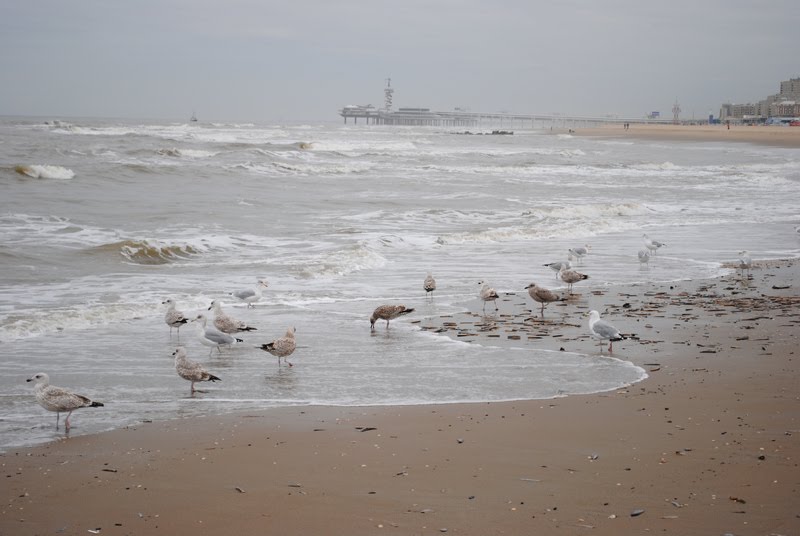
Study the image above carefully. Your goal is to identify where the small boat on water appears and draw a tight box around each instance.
[190,112,198,122]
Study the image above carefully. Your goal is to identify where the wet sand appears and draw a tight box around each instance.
[2,260,799,536]
[575,124,800,148]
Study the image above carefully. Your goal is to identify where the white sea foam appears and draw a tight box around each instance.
[14,165,75,179]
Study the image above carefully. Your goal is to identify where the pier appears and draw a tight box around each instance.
[340,79,675,129]
[339,106,671,129]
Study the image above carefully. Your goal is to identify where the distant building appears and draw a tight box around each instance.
[719,76,800,123]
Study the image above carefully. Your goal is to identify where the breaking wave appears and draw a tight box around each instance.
[14,165,75,179]
[291,242,387,278]
[90,239,205,265]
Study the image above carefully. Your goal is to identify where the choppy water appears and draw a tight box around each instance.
[1,117,798,451]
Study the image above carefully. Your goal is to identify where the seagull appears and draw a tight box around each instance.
[27,372,104,432]
[192,313,243,356]
[163,298,190,337]
[208,299,257,334]
[370,305,415,330]
[257,327,297,366]
[738,250,752,278]
[642,234,666,255]
[558,266,589,294]
[172,346,221,393]
[637,249,650,266]
[587,310,626,354]
[478,281,499,312]
[568,245,590,264]
[424,273,436,299]
[524,282,564,317]
[543,260,572,279]
[230,279,269,308]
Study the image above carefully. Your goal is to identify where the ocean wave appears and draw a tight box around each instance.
[0,303,153,342]
[435,203,647,244]
[230,160,374,176]
[88,239,208,264]
[14,165,75,179]
[155,147,217,158]
[291,242,387,278]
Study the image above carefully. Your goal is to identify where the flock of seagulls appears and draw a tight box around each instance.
[31,231,763,431]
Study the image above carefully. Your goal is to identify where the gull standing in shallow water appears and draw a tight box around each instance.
[230,279,269,308]
[568,245,589,264]
[587,310,626,354]
[208,299,257,334]
[638,249,650,266]
[543,260,572,279]
[193,313,243,356]
[370,305,415,330]
[558,266,589,294]
[257,327,297,366]
[163,298,190,337]
[424,273,436,299]
[738,250,752,278]
[524,282,564,317]
[478,281,499,312]
[27,373,104,432]
[643,234,666,255]
[172,347,221,394]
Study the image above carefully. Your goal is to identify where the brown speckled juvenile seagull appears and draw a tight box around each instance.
[208,299,257,334]
[524,282,564,316]
[172,346,221,393]
[163,298,190,337]
[258,327,297,366]
[370,305,415,330]
[558,266,589,294]
[424,273,436,298]
[27,373,104,432]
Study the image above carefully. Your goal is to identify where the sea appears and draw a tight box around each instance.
[1,117,798,451]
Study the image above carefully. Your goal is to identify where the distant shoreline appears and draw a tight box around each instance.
[573,123,800,148]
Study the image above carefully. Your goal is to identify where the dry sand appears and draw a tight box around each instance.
[575,123,800,148]
[2,260,799,536]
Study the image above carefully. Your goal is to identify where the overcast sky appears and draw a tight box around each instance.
[1,0,797,122]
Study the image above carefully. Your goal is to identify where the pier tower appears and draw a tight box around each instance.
[672,99,681,124]
[384,78,394,112]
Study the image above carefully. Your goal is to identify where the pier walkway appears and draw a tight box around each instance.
[339,106,672,129]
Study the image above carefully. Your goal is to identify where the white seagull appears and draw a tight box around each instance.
[478,281,499,312]
[208,299,257,334]
[370,305,415,330]
[172,347,221,393]
[230,279,269,308]
[738,250,752,278]
[587,310,626,354]
[568,245,590,264]
[27,372,104,432]
[637,249,650,266]
[193,313,243,356]
[257,327,297,366]
[543,260,572,279]
[163,298,190,337]
[643,234,666,255]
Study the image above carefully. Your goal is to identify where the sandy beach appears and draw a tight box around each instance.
[575,123,800,148]
[2,259,798,536]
